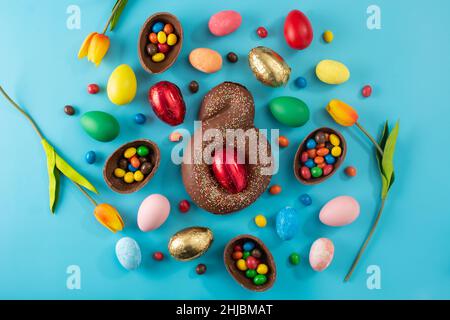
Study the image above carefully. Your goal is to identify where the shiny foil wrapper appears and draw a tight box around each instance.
[168,227,214,261]
[248,46,291,87]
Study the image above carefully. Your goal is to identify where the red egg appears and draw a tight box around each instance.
[148,81,186,126]
[284,10,313,50]
[211,148,247,194]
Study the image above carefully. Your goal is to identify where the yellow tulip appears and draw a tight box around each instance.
[94,203,124,233]
[326,99,359,127]
[78,32,110,67]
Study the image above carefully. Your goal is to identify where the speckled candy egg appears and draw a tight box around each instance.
[309,238,334,272]
[276,207,300,241]
[137,194,171,232]
[319,195,360,227]
[115,237,142,270]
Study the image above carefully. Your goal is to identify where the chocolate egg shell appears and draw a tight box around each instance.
[293,127,346,185]
[224,235,276,292]
[138,12,183,74]
[168,227,213,261]
[248,46,291,87]
[103,139,160,193]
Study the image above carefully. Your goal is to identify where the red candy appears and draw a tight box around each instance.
[234,245,242,252]
[153,251,164,261]
[257,27,268,38]
[157,43,170,54]
[87,84,99,94]
[284,10,313,50]
[362,85,372,98]
[212,148,248,194]
[178,200,190,213]
[300,166,311,180]
[148,81,186,126]
[232,251,243,260]
[301,151,309,163]
[246,256,259,269]
[323,164,333,176]
[307,149,317,158]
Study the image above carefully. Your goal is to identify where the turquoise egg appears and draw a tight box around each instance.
[276,207,300,241]
[115,237,141,270]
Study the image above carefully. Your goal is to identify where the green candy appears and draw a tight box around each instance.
[80,111,120,142]
[246,269,257,279]
[253,274,267,286]
[269,96,310,127]
[289,252,301,265]
[311,167,323,178]
[242,251,250,259]
[137,145,149,157]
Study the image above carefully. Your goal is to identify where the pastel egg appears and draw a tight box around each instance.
[208,10,242,36]
[189,48,223,73]
[319,195,360,227]
[315,59,350,85]
[276,206,300,241]
[137,194,171,232]
[309,238,334,271]
[115,237,142,270]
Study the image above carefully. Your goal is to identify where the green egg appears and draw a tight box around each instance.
[80,111,120,142]
[269,96,310,127]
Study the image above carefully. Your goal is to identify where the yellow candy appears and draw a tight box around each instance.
[124,147,136,158]
[134,170,144,182]
[152,53,165,62]
[329,134,340,146]
[167,33,178,46]
[114,168,126,178]
[256,263,268,275]
[236,259,247,271]
[157,31,167,44]
[323,30,334,43]
[331,146,342,157]
[254,214,267,228]
[124,172,135,184]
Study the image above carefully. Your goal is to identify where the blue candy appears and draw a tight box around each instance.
[306,138,316,149]
[243,241,255,252]
[152,22,164,33]
[134,113,146,125]
[325,154,336,164]
[128,163,138,172]
[295,77,307,89]
[276,207,300,241]
[85,151,96,164]
[305,159,315,168]
[299,194,312,206]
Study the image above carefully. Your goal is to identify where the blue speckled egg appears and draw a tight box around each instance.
[115,237,142,270]
[276,207,300,241]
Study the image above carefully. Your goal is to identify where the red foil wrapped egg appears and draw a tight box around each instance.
[148,81,186,126]
[211,148,248,194]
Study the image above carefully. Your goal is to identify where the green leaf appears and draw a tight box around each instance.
[55,153,98,194]
[380,121,400,199]
[41,139,59,213]
[110,0,128,31]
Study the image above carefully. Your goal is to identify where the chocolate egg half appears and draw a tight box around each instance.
[168,227,213,261]
[248,46,291,87]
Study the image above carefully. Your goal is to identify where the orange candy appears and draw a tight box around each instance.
[149,32,158,44]
[232,251,243,260]
[130,156,140,168]
[345,166,357,177]
[278,136,289,148]
[163,23,174,34]
[316,148,329,156]
[307,149,317,158]
[314,156,324,164]
[269,184,282,195]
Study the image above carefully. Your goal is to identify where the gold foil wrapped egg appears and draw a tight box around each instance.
[248,46,291,87]
[168,227,214,261]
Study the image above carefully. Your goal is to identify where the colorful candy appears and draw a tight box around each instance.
[178,200,190,213]
[289,252,301,265]
[153,251,164,261]
[146,21,178,63]
[256,26,268,38]
[278,136,289,148]
[236,259,247,271]
[114,145,153,185]
[189,80,199,93]
[254,214,267,228]
[231,240,271,286]
[299,193,312,206]
[196,263,207,275]
[345,166,357,177]
[226,52,238,63]
[253,274,267,285]
[322,30,334,43]
[87,83,99,94]
[64,105,75,116]
[85,151,96,164]
[134,113,146,125]
[295,76,307,89]
[269,184,282,195]
[362,85,372,98]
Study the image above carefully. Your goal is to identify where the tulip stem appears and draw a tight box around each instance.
[344,198,386,281]
[102,0,123,34]
[0,86,44,140]
[355,122,384,156]
[73,181,98,207]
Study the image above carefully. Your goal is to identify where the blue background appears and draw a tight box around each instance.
[0,0,449,300]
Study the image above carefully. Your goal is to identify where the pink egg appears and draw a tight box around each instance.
[137,194,170,232]
[319,195,360,227]
[309,238,334,271]
[208,10,242,36]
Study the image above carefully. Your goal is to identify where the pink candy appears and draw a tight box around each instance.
[208,10,242,36]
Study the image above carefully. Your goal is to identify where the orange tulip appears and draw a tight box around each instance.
[94,203,124,233]
[78,32,110,67]
[326,99,359,127]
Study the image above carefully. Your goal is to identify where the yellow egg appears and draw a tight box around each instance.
[124,172,135,184]
[315,59,350,85]
[256,263,268,275]
[254,214,267,228]
[236,259,247,271]
[107,64,137,106]
[323,30,334,43]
